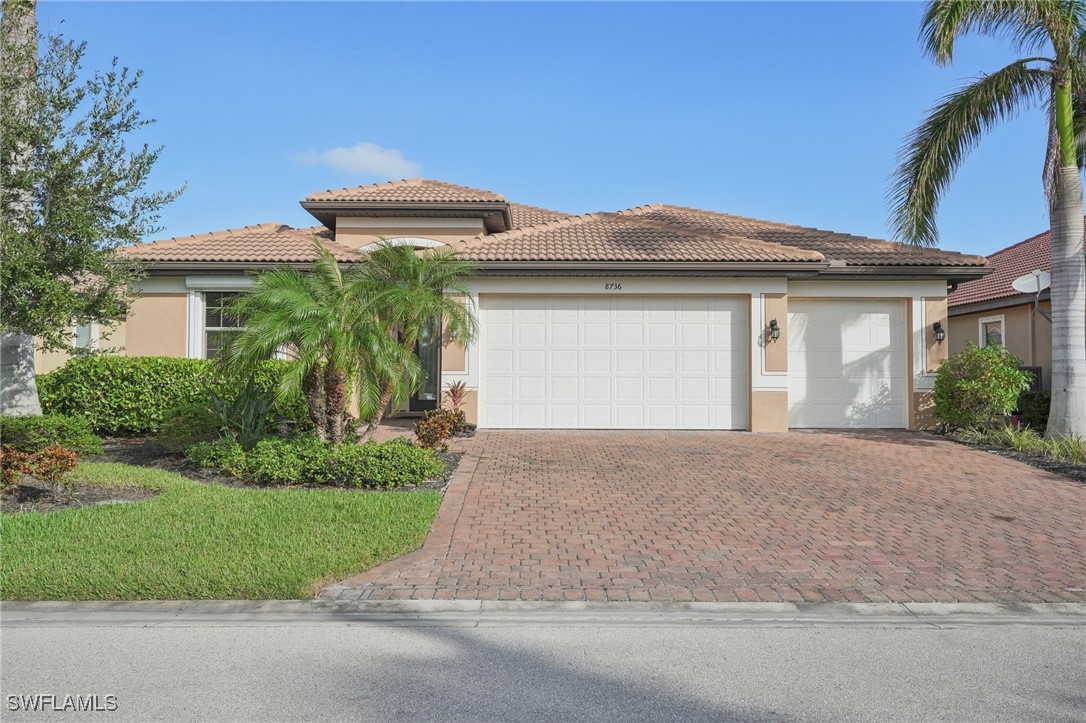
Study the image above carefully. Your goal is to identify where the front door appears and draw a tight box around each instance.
[409,319,441,412]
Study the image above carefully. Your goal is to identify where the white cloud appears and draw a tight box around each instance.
[294,141,420,178]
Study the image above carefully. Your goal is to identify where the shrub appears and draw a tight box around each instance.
[1052,435,1086,465]
[1020,391,1051,435]
[0,448,32,494]
[186,438,247,477]
[156,405,219,453]
[246,436,328,485]
[932,343,1033,430]
[32,444,80,495]
[37,356,309,436]
[187,435,444,488]
[0,414,102,456]
[326,438,444,488]
[415,409,461,451]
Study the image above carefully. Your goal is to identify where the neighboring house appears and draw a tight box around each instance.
[36,178,989,431]
[947,228,1055,391]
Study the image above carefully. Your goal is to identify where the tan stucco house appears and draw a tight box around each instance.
[948,227,1055,391]
[38,178,990,432]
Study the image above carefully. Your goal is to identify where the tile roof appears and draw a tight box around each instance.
[120,222,361,263]
[456,213,824,263]
[509,202,571,229]
[948,227,1055,307]
[618,204,988,268]
[305,178,505,203]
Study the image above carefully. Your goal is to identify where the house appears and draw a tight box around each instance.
[947,227,1054,391]
[37,178,989,432]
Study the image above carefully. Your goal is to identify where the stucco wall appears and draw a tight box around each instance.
[334,217,485,250]
[125,293,188,358]
[34,322,127,374]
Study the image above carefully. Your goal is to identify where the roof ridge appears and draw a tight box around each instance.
[306,177,506,202]
[140,222,291,246]
[656,203,838,238]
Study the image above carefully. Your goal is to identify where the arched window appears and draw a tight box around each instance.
[358,237,446,253]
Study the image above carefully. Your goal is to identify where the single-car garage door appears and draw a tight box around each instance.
[480,295,749,429]
[788,298,908,428]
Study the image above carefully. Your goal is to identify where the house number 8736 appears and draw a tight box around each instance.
[604,282,623,290]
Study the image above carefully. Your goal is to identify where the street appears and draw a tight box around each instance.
[2,602,1083,721]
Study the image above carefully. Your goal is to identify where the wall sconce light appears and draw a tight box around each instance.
[768,319,781,343]
[933,321,945,344]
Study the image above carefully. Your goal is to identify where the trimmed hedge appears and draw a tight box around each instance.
[1020,391,1051,435]
[187,436,444,489]
[0,414,102,456]
[38,356,309,436]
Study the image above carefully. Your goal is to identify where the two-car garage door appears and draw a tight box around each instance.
[479,295,748,429]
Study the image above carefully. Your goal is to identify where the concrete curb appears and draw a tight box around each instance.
[2,600,1083,627]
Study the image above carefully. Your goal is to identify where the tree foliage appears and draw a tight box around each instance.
[0,8,182,350]
[933,342,1033,430]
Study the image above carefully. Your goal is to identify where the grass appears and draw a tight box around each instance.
[1,462,441,600]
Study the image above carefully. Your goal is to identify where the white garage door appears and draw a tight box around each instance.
[480,295,749,429]
[788,299,908,429]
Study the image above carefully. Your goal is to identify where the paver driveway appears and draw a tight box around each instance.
[321,431,1086,603]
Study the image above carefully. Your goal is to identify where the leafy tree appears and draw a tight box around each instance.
[890,1,1085,438]
[359,243,477,435]
[221,242,405,443]
[933,342,1034,429]
[0,0,181,415]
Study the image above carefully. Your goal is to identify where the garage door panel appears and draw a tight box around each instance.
[480,295,748,430]
[788,299,907,429]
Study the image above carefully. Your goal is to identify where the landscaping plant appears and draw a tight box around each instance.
[37,356,307,435]
[0,448,32,495]
[414,409,460,451]
[0,413,101,455]
[207,377,279,451]
[0,444,79,497]
[932,342,1033,430]
[156,405,219,453]
[1020,391,1052,435]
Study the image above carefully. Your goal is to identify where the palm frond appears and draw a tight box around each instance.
[889,58,1050,246]
[920,1,1054,65]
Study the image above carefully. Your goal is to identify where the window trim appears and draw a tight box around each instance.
[72,322,100,351]
[978,314,1005,348]
[359,237,446,253]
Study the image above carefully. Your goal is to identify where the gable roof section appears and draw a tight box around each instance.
[620,204,987,268]
[948,228,1055,307]
[119,223,360,264]
[305,178,504,203]
[456,213,824,264]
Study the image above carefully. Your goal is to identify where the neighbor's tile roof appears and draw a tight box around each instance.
[509,202,570,229]
[120,223,361,263]
[456,213,824,263]
[305,178,505,203]
[948,228,1055,307]
[617,204,988,268]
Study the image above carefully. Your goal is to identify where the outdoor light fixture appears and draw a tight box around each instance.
[768,319,781,342]
[933,321,945,344]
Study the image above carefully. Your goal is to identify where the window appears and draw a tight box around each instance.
[979,315,1004,347]
[204,291,243,358]
[73,323,96,350]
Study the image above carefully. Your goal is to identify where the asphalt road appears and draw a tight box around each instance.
[2,603,1084,722]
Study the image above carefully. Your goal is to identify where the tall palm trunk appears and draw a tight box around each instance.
[0,1,41,416]
[1047,165,1086,438]
[302,365,328,440]
[324,363,348,444]
[364,337,416,438]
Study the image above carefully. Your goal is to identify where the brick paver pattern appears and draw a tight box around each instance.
[320,431,1086,604]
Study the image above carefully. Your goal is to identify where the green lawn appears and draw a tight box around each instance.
[1,462,441,600]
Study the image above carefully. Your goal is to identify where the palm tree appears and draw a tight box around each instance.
[221,241,402,443]
[891,0,1086,438]
[360,243,477,435]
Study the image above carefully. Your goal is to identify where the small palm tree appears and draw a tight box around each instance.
[360,243,477,435]
[222,241,402,443]
[891,0,1086,438]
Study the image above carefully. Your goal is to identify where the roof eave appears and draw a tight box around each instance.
[949,289,1050,316]
[300,200,513,232]
[812,265,992,282]
[474,260,827,277]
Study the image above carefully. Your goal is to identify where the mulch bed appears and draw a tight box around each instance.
[90,437,462,493]
[943,434,1086,484]
[1,478,160,515]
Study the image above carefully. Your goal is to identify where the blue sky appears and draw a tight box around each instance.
[39,1,1052,256]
